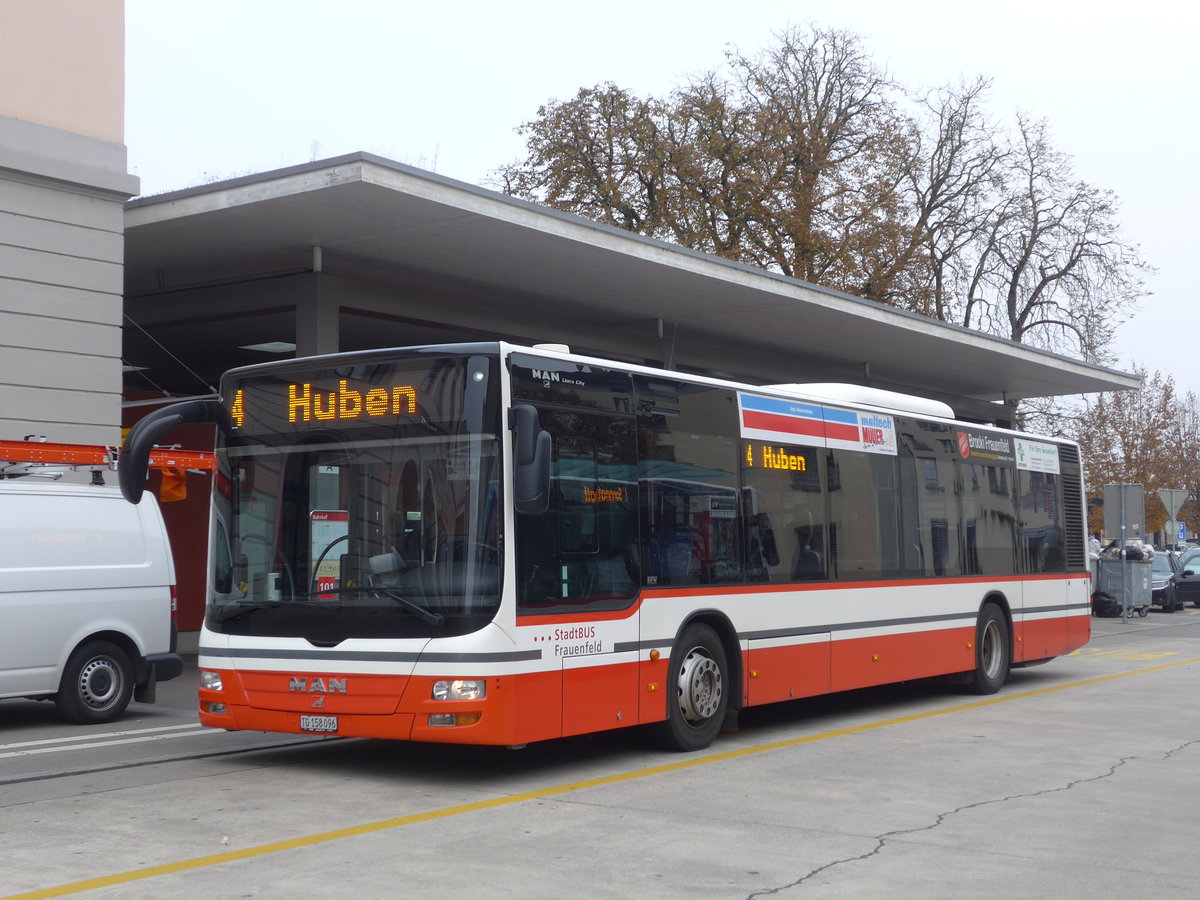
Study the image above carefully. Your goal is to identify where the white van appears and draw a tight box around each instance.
[0,480,183,723]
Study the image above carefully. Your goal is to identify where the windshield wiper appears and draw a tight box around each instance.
[212,600,283,623]
[306,585,445,626]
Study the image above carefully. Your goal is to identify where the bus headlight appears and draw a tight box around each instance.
[432,679,485,701]
[200,670,223,691]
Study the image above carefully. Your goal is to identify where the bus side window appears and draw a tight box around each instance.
[213,516,233,595]
[740,446,826,584]
[1018,469,1064,573]
[827,450,902,580]
[635,378,742,586]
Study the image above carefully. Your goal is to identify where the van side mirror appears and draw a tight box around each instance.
[510,404,551,515]
[119,399,227,504]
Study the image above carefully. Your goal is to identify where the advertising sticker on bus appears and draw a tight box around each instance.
[955,430,1014,463]
[737,392,896,455]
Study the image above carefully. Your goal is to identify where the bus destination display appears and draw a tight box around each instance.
[222,357,473,435]
[230,380,419,430]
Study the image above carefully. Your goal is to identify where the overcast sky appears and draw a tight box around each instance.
[126,0,1198,397]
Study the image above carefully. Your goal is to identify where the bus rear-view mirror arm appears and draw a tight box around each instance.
[510,404,550,515]
[119,399,229,504]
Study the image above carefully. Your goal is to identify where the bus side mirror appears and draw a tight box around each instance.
[510,404,550,515]
[119,399,227,504]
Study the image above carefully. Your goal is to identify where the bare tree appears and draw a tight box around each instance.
[904,78,1007,320]
[960,116,1150,362]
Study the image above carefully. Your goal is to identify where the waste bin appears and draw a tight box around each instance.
[1095,557,1152,617]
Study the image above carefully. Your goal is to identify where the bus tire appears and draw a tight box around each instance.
[651,622,728,752]
[968,604,1010,695]
[56,640,134,724]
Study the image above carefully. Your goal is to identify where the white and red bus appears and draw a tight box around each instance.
[120,342,1091,751]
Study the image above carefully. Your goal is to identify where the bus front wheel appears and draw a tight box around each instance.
[968,604,1010,694]
[651,623,729,752]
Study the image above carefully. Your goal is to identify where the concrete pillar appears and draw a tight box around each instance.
[295,271,340,357]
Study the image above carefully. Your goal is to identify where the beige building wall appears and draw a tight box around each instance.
[0,0,125,143]
[0,0,137,449]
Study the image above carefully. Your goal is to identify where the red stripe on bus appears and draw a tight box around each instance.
[824,421,861,442]
[741,409,825,438]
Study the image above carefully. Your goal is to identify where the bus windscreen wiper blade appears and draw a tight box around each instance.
[376,588,445,626]
[308,585,445,626]
[212,601,282,622]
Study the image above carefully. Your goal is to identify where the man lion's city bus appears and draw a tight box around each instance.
[120,342,1090,751]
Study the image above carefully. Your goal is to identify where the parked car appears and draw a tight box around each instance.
[0,480,183,723]
[1151,552,1183,611]
[1175,549,1200,608]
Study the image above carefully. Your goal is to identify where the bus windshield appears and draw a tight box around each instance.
[209,352,502,642]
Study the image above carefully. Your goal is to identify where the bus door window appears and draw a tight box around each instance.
[557,437,600,554]
[515,408,638,612]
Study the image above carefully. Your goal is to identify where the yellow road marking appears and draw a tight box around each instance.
[8,654,1200,900]
[1070,648,1181,661]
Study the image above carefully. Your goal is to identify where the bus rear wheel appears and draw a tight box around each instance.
[651,623,728,752]
[968,604,1010,694]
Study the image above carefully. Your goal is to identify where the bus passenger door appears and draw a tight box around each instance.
[514,406,641,738]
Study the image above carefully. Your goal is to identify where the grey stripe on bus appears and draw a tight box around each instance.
[198,647,542,663]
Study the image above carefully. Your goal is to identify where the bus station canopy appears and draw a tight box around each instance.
[123,153,1138,423]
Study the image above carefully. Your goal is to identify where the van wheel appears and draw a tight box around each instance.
[57,641,134,724]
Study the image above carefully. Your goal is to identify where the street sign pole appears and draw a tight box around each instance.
[1158,488,1189,547]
